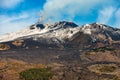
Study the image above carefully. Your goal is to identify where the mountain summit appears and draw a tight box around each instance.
[0,21,120,50]
[0,21,120,80]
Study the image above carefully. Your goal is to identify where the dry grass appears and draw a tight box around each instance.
[12,40,24,46]
[0,58,46,80]
[0,44,10,50]
[88,64,120,79]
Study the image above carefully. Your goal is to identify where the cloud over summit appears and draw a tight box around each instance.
[0,0,120,34]
[39,0,113,22]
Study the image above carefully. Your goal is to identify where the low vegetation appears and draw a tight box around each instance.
[100,76,120,80]
[88,64,119,74]
[19,68,53,80]
[12,40,24,46]
[0,58,47,80]
[88,64,120,80]
[113,76,120,80]
[99,65,117,72]
[0,44,10,50]
[91,47,115,52]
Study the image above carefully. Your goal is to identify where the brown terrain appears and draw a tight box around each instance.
[0,22,120,80]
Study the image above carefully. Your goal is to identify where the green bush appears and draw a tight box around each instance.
[91,47,115,52]
[19,68,53,80]
[0,44,10,50]
[113,76,120,80]
[99,65,116,72]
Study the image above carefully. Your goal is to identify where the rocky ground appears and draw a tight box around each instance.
[0,47,120,80]
[0,22,120,80]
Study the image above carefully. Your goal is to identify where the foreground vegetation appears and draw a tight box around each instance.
[99,65,117,72]
[19,68,53,80]
[0,44,10,50]
[91,47,115,52]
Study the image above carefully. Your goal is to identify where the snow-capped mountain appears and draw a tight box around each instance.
[81,23,120,42]
[0,21,79,43]
[0,21,120,50]
[0,21,120,80]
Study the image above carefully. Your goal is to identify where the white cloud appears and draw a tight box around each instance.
[97,6,116,24]
[0,0,119,35]
[0,0,23,8]
[0,12,38,34]
[0,13,29,24]
[39,0,113,22]
[97,7,120,28]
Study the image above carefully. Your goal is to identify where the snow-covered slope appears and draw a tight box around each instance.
[0,21,79,43]
[0,21,120,44]
[81,23,120,42]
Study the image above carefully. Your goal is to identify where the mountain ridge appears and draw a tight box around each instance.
[0,21,120,51]
[0,21,120,43]
[0,21,120,80]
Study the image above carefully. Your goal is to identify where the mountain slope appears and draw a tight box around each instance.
[0,21,120,80]
[0,21,120,50]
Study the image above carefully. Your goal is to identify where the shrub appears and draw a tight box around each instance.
[91,47,115,52]
[19,68,53,80]
[12,40,24,46]
[0,44,10,50]
[113,76,120,80]
[99,65,116,72]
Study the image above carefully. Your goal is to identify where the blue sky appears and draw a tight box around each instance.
[0,0,120,34]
